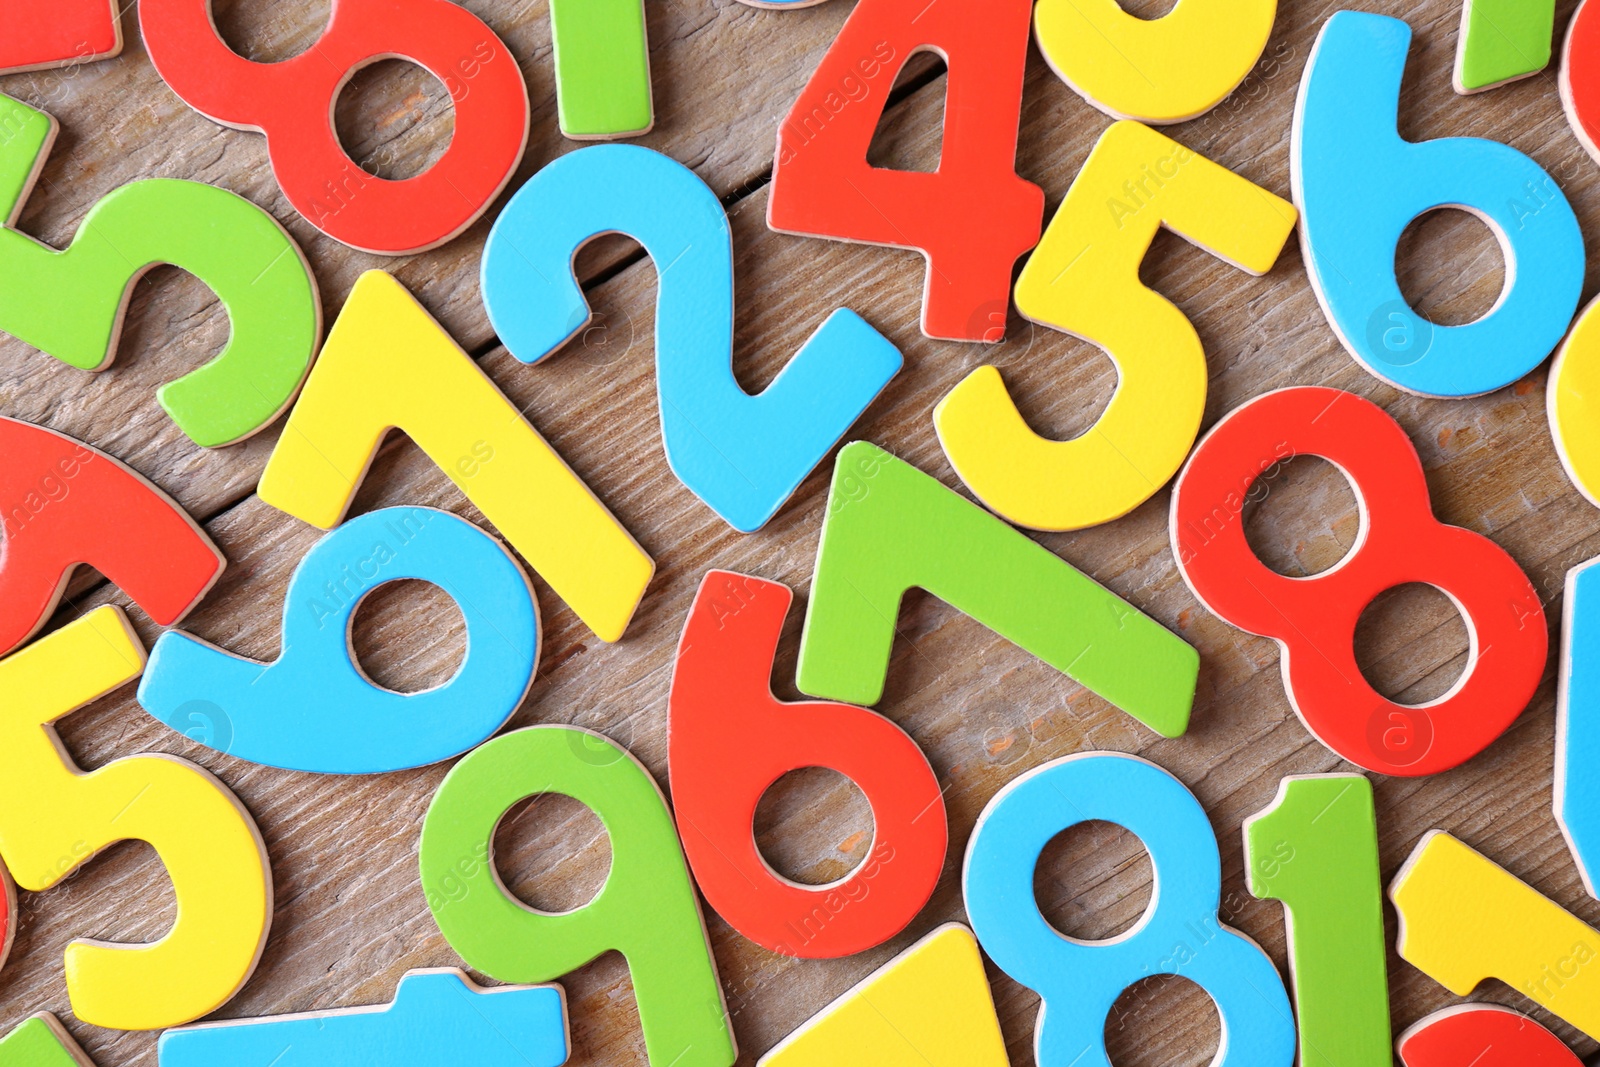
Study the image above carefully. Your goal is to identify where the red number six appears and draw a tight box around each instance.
[669,571,947,958]
[140,0,530,255]
[1171,387,1545,776]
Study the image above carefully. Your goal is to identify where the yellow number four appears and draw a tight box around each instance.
[0,608,272,1030]
[935,121,1296,532]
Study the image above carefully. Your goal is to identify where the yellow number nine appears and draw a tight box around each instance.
[935,121,1296,532]
[0,607,272,1030]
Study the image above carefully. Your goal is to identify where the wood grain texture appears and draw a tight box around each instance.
[1,0,1599,1064]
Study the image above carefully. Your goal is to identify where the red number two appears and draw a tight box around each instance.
[1171,387,1546,777]
[0,417,224,658]
[669,571,947,958]
[140,0,529,255]
[768,0,1044,342]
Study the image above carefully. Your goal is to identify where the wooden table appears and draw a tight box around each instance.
[2,0,1598,1063]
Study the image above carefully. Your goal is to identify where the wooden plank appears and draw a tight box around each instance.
[3,0,1600,1063]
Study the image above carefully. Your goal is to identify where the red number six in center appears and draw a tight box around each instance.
[140,0,529,255]
[1171,387,1545,776]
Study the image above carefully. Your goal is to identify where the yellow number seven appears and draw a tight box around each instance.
[0,607,272,1031]
[934,121,1297,532]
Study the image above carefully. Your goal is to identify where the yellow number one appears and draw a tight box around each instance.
[935,121,1297,532]
[1390,831,1600,1039]
[258,271,654,643]
[0,607,273,1030]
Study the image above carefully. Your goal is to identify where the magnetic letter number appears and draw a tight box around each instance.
[0,96,320,448]
[963,753,1295,1067]
[1244,775,1392,1067]
[798,442,1199,735]
[1547,300,1600,896]
[1295,12,1582,397]
[483,145,902,533]
[1399,1006,1581,1067]
[1456,0,1553,92]
[1034,0,1275,122]
[549,0,652,138]
[1390,832,1600,1038]
[1172,387,1546,776]
[420,726,737,1067]
[0,417,224,658]
[0,1,122,74]
[257,271,653,643]
[935,121,1296,532]
[139,507,539,775]
[767,0,1044,341]
[140,0,530,254]
[0,607,272,1030]
[669,570,946,958]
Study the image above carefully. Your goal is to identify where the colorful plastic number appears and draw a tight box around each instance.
[550,0,652,137]
[257,270,653,643]
[482,145,902,533]
[0,1014,98,1067]
[0,607,272,1031]
[758,923,1008,1067]
[964,752,1295,1067]
[668,570,944,958]
[1399,1005,1582,1067]
[767,0,1043,341]
[1034,0,1276,123]
[1294,12,1583,397]
[159,970,570,1067]
[1549,310,1600,895]
[1244,775,1391,1067]
[1171,387,1547,776]
[1562,0,1600,164]
[0,1,121,74]
[0,416,224,658]
[138,507,538,775]
[1390,831,1600,1038]
[935,121,1296,532]
[1549,297,1600,509]
[0,95,320,447]
[420,726,736,1067]
[1456,0,1554,92]
[798,442,1199,735]
[139,0,530,255]
[1557,556,1600,897]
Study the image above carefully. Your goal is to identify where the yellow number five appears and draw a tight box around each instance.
[935,121,1296,532]
[0,607,272,1031]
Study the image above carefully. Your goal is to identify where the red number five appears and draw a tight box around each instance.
[140,0,530,255]
[767,0,1043,342]
[1171,387,1546,776]
[669,571,947,958]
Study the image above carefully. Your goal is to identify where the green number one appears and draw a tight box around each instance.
[419,726,736,1067]
[1455,0,1554,93]
[0,95,320,448]
[1244,774,1392,1067]
[795,441,1199,737]
[550,0,653,138]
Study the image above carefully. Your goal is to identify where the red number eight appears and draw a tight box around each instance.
[140,0,530,255]
[1171,387,1545,776]
[669,571,947,958]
